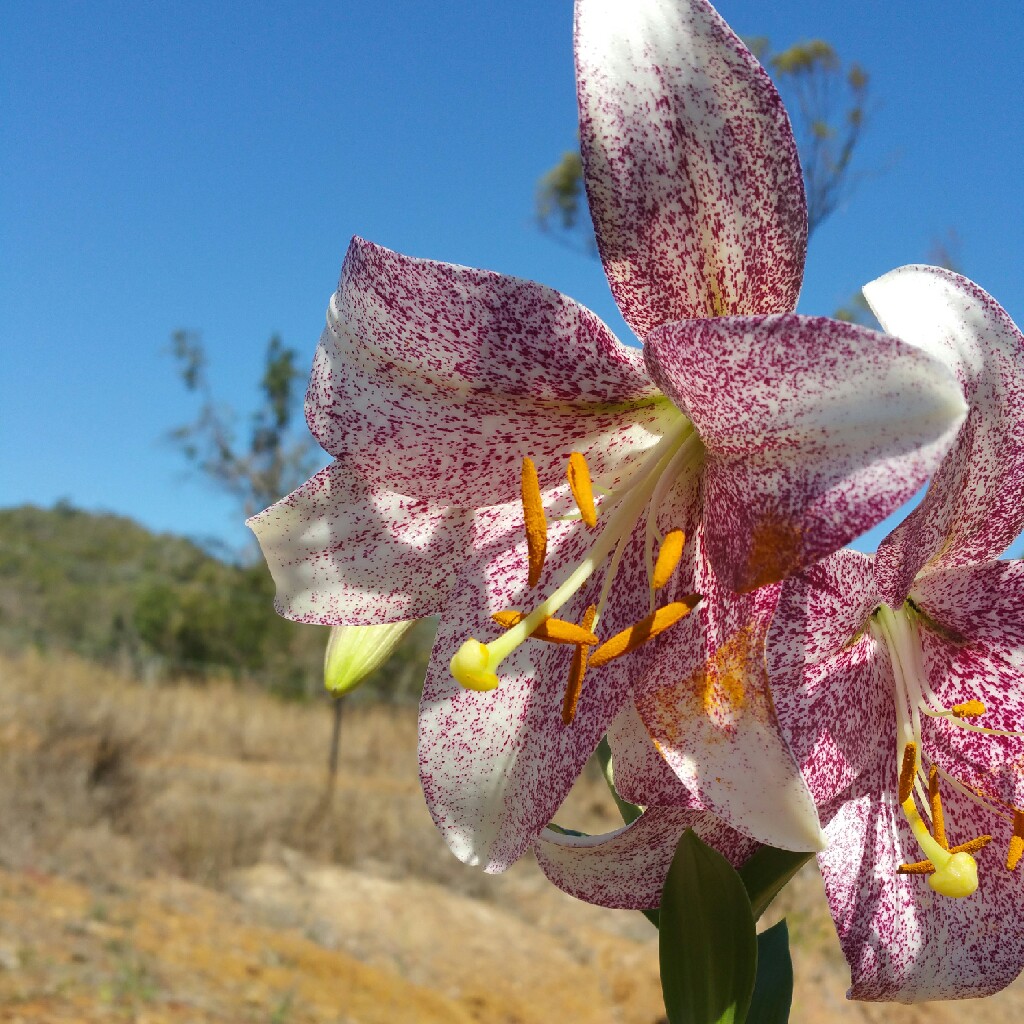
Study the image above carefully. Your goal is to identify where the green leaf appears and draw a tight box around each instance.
[748,921,793,1024]
[659,830,757,1024]
[739,847,813,921]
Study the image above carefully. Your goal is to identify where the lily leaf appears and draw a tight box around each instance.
[738,847,813,921]
[660,829,757,1024]
[748,920,793,1024]
[596,736,643,825]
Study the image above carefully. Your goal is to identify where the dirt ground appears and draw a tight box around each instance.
[1,650,1021,1023]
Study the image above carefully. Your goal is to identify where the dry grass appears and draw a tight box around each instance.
[2,648,1024,1023]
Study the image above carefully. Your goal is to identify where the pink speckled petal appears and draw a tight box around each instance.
[769,551,893,806]
[535,807,757,910]
[308,237,674,504]
[418,511,653,872]
[912,560,1024,678]
[820,752,1024,1001]
[645,314,967,592]
[606,701,702,808]
[918,625,1024,812]
[634,545,824,852]
[247,460,471,625]
[865,268,1024,604]
[575,0,806,337]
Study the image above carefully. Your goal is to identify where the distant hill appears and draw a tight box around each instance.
[0,502,434,699]
[0,501,329,693]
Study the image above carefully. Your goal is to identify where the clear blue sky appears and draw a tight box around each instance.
[2,1,1022,556]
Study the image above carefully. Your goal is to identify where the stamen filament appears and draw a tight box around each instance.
[567,452,597,529]
[491,610,599,646]
[562,605,597,727]
[588,597,700,669]
[522,457,547,588]
[652,530,685,590]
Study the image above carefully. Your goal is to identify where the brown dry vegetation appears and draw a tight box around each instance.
[1,649,1022,1023]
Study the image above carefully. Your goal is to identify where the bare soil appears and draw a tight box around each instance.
[1,650,1021,1022]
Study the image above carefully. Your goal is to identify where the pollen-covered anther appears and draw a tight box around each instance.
[521,456,547,588]
[652,529,685,590]
[951,700,986,719]
[561,604,597,727]
[567,452,597,529]
[1008,810,1024,872]
[491,609,599,646]
[587,595,701,670]
[898,742,918,804]
[928,765,948,850]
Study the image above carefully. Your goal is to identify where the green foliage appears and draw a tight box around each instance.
[659,830,758,1024]
[749,921,795,1024]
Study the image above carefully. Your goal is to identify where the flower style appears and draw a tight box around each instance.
[768,266,1024,1000]
[249,0,966,874]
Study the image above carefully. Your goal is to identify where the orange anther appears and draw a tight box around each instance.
[898,743,918,805]
[951,700,986,719]
[652,530,685,590]
[491,610,599,646]
[587,596,701,670]
[561,605,598,727]
[1008,810,1024,872]
[521,457,547,588]
[567,452,597,529]
[928,765,948,850]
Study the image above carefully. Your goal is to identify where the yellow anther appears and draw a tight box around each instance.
[491,609,599,646]
[562,605,597,727]
[928,765,948,850]
[951,700,986,719]
[521,457,547,588]
[952,835,994,856]
[898,860,936,875]
[898,743,918,804]
[450,640,499,692]
[1008,810,1024,872]
[652,529,686,590]
[567,452,597,529]
[587,596,701,670]
[899,837,993,876]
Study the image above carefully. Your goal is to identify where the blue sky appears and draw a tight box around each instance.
[2,1,1022,556]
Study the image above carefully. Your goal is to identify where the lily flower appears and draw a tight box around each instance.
[248,0,965,873]
[768,266,1024,1000]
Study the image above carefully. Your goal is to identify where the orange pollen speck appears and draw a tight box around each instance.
[587,596,701,670]
[928,765,948,850]
[521,457,548,588]
[951,700,986,719]
[1008,810,1024,872]
[566,452,597,529]
[898,743,918,804]
[491,610,599,646]
[652,530,685,590]
[561,604,597,727]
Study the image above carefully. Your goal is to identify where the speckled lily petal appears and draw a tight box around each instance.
[418,508,652,872]
[820,754,1024,1001]
[575,0,806,338]
[769,551,895,807]
[911,560,1024,677]
[865,267,1024,605]
[535,807,756,910]
[633,546,825,852]
[645,314,968,592]
[247,460,471,625]
[307,237,674,504]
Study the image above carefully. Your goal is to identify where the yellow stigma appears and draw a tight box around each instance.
[450,640,500,692]
[897,744,979,898]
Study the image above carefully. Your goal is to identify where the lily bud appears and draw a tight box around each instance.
[324,621,415,696]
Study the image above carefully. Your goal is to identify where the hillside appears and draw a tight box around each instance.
[0,502,434,699]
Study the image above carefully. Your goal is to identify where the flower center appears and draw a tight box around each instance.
[450,414,705,721]
[869,602,1024,896]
